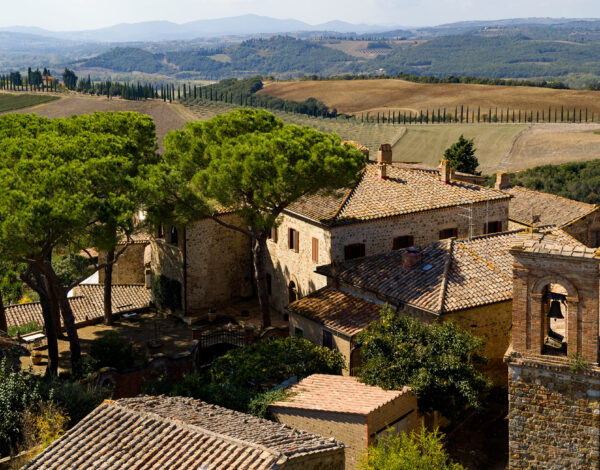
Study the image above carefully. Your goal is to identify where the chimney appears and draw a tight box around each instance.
[401,247,422,269]
[440,159,452,184]
[495,171,511,190]
[377,143,392,179]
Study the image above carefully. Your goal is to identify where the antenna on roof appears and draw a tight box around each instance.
[457,200,475,239]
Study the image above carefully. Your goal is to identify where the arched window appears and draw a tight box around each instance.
[288,281,297,304]
[543,284,568,356]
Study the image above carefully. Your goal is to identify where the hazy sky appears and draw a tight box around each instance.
[2,0,600,30]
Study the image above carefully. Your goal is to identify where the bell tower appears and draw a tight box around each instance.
[506,238,600,469]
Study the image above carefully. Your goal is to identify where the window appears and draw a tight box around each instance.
[439,228,458,240]
[484,221,502,234]
[344,243,365,260]
[266,273,272,296]
[288,228,299,252]
[288,281,297,304]
[169,226,179,246]
[294,327,304,338]
[322,330,333,349]
[592,230,600,248]
[268,227,278,243]
[156,224,164,239]
[312,237,319,263]
[393,235,414,250]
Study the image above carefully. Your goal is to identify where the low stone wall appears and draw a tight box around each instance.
[93,351,194,399]
[506,352,600,469]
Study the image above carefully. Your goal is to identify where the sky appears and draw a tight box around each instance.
[1,0,600,30]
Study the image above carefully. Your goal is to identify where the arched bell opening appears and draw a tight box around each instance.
[543,283,568,357]
[288,281,297,305]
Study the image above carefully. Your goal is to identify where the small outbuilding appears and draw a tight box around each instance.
[269,374,418,469]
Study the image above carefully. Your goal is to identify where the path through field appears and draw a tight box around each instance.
[9,94,195,149]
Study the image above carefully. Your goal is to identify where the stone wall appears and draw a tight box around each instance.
[283,448,345,470]
[93,351,194,399]
[288,312,353,375]
[329,200,509,261]
[98,243,147,285]
[562,208,600,248]
[444,301,512,386]
[185,215,253,316]
[506,354,600,469]
[270,408,367,470]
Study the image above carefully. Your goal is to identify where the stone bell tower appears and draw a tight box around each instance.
[505,237,600,469]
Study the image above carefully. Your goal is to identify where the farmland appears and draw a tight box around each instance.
[0,93,59,113]
[259,79,600,117]
[182,98,406,156]
[6,94,194,148]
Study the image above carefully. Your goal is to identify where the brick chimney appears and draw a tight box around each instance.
[495,171,511,190]
[377,143,392,179]
[401,247,422,269]
[440,159,452,184]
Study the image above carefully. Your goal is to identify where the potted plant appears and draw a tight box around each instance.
[31,350,43,365]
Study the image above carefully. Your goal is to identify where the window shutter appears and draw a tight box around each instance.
[271,227,278,243]
[288,228,293,250]
[312,237,319,263]
[294,230,300,253]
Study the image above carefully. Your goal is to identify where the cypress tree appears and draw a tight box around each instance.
[443,108,446,123]
[579,109,582,122]
[466,107,469,123]
[460,105,464,123]
[586,108,588,122]
[477,106,480,123]
[536,111,539,123]
[455,106,458,123]
[561,106,564,122]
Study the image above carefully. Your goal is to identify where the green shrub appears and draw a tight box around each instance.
[247,388,288,419]
[358,428,465,470]
[7,321,41,338]
[210,336,345,391]
[152,274,182,311]
[89,331,144,371]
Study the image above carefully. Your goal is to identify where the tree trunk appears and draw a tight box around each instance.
[103,250,114,325]
[39,291,59,376]
[57,290,81,368]
[0,290,6,334]
[252,237,271,329]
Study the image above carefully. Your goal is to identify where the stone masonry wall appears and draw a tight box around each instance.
[329,200,509,261]
[98,243,147,285]
[366,392,419,441]
[185,215,253,316]
[444,301,513,386]
[507,357,600,469]
[269,408,367,470]
[562,209,600,248]
[282,448,345,470]
[288,312,353,375]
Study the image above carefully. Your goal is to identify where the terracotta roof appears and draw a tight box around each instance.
[516,238,600,259]
[24,396,343,470]
[4,284,150,329]
[270,374,411,415]
[318,229,585,314]
[287,163,509,226]
[286,287,382,337]
[507,186,597,227]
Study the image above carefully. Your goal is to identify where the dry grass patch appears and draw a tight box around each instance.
[260,79,600,116]
[392,124,528,173]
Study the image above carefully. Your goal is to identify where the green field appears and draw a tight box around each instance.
[182,98,406,156]
[392,124,529,172]
[0,93,59,113]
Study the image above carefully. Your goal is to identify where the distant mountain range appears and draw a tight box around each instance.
[0,15,403,42]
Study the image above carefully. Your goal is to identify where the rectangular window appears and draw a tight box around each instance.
[312,237,319,263]
[393,235,414,250]
[592,230,600,248]
[344,243,365,261]
[294,327,303,338]
[322,330,333,349]
[268,227,278,243]
[439,228,458,240]
[484,221,502,234]
[266,273,272,296]
[288,228,299,252]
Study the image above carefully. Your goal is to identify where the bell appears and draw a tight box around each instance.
[548,300,564,319]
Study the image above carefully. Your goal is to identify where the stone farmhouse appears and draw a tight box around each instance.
[24,396,345,470]
[145,144,511,322]
[269,374,418,470]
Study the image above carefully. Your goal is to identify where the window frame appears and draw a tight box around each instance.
[484,221,502,234]
[344,243,366,261]
[288,228,299,252]
[322,329,333,349]
[311,237,319,263]
[439,228,458,240]
[393,235,414,250]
